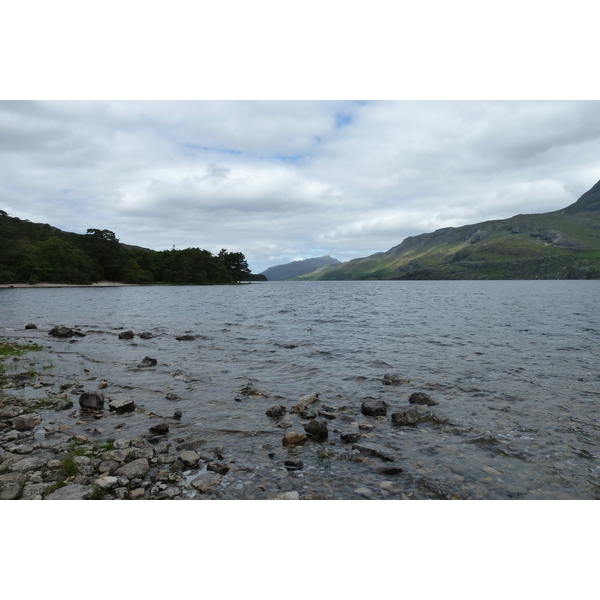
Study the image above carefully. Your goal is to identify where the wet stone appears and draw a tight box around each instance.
[118,330,135,340]
[361,399,387,417]
[304,419,328,438]
[266,404,287,418]
[79,392,105,410]
[149,422,169,435]
[191,473,223,493]
[391,408,421,425]
[207,461,230,475]
[137,356,157,368]
[409,392,438,406]
[383,373,410,385]
[282,432,308,446]
[179,451,200,468]
[109,398,136,413]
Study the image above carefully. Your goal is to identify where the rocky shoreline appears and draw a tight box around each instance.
[0,324,450,500]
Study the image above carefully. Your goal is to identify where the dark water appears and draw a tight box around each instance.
[2,280,599,499]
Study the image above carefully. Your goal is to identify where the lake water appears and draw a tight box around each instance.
[2,280,599,499]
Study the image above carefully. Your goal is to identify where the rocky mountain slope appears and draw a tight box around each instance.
[296,180,600,280]
[261,255,341,280]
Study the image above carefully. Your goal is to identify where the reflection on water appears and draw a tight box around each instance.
[2,280,599,499]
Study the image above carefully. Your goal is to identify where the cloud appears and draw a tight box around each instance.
[1,100,600,273]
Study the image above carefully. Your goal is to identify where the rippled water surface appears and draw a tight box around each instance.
[2,280,599,499]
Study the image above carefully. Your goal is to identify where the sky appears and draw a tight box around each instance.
[1,100,600,273]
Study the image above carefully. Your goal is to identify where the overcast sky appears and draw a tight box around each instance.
[1,100,600,273]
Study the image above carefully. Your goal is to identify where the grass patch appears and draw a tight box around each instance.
[60,455,79,478]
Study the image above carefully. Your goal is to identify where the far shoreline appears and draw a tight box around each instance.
[0,281,137,289]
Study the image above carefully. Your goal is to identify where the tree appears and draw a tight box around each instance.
[218,249,251,283]
[83,228,122,280]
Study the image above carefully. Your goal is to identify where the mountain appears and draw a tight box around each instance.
[261,255,342,280]
[296,180,600,281]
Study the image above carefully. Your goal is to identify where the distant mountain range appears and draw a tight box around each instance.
[296,179,600,280]
[261,255,341,280]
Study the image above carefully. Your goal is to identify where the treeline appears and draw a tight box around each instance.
[0,211,265,285]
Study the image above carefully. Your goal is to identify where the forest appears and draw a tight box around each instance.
[0,211,264,285]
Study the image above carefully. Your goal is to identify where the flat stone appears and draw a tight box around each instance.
[207,461,230,475]
[191,473,223,493]
[46,484,93,500]
[270,491,300,500]
[352,442,399,462]
[109,398,136,413]
[282,432,308,446]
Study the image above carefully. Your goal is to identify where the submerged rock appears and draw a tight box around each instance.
[340,432,362,444]
[138,332,153,339]
[266,404,287,418]
[175,334,197,341]
[409,392,438,406]
[191,473,223,493]
[391,408,421,425]
[49,325,85,338]
[352,442,399,462]
[383,373,410,385]
[137,356,157,368]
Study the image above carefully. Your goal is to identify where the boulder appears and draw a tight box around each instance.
[409,392,438,406]
[109,398,136,413]
[25,323,38,330]
[13,413,38,431]
[79,392,105,410]
[179,450,200,468]
[391,408,421,425]
[118,330,135,340]
[304,419,328,438]
[0,473,27,500]
[46,484,93,500]
[265,404,287,418]
[115,458,150,480]
[361,399,387,417]
[138,332,153,339]
[138,356,157,368]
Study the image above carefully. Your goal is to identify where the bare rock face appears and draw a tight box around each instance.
[79,392,105,410]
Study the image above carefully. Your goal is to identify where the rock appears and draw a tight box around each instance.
[207,461,230,475]
[282,432,308,446]
[375,465,404,475]
[277,420,293,429]
[265,404,287,418]
[149,422,169,435]
[25,323,37,330]
[49,325,85,338]
[57,399,74,411]
[0,473,27,500]
[138,332,153,339]
[98,460,119,474]
[383,373,410,385]
[340,432,362,444]
[176,334,197,341]
[95,476,118,490]
[98,380,109,389]
[118,330,135,340]
[239,382,267,397]
[138,356,157,368]
[191,473,223,493]
[409,392,438,406]
[13,413,38,431]
[318,411,336,420]
[304,419,328,438]
[115,458,150,480]
[292,392,319,414]
[79,392,105,410]
[165,393,180,400]
[109,398,136,413]
[173,410,182,420]
[179,450,200,468]
[391,408,421,425]
[284,459,304,471]
[46,484,93,500]
[352,442,399,462]
[361,399,388,417]
[270,491,299,500]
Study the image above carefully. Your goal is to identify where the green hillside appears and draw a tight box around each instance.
[297,180,600,280]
